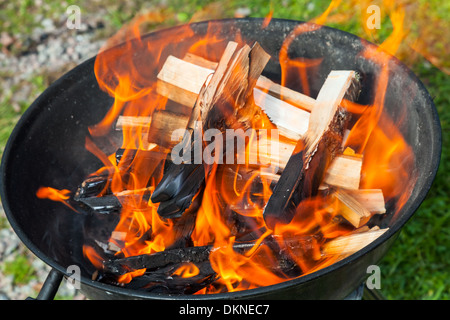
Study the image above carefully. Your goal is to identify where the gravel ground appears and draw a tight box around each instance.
[0,16,107,301]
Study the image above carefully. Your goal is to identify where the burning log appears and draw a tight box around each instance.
[77,194,122,214]
[102,236,302,277]
[103,245,226,275]
[151,41,271,218]
[125,261,218,294]
[263,70,361,229]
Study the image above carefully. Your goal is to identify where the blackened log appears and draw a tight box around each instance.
[74,174,111,200]
[77,189,152,214]
[95,261,217,294]
[102,234,312,277]
[77,194,122,214]
[104,246,213,275]
[125,261,218,295]
[263,71,361,229]
[102,241,259,276]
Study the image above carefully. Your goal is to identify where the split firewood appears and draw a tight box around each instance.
[150,41,241,217]
[322,228,388,256]
[183,52,218,69]
[347,189,386,214]
[322,153,363,190]
[147,110,190,150]
[263,71,361,229]
[253,87,309,140]
[117,117,296,172]
[332,189,372,228]
[151,41,271,218]
[115,116,151,132]
[115,112,190,151]
[255,75,316,112]
[156,53,311,139]
[158,53,316,112]
[115,118,362,180]
[156,55,215,108]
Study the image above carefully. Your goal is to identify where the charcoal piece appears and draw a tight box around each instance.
[126,261,218,295]
[78,195,122,214]
[74,174,110,200]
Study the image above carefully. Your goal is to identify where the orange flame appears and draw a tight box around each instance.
[173,263,200,278]
[36,187,77,212]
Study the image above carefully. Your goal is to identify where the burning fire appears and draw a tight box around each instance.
[37,1,417,294]
[36,187,77,212]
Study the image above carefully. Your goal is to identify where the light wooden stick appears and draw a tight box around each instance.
[322,228,388,256]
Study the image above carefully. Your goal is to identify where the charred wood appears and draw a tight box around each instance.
[263,71,361,229]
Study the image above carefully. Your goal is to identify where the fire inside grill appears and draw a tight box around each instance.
[35,16,415,295]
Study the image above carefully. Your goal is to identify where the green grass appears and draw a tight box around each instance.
[0,0,448,299]
[2,255,36,285]
[378,60,450,300]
